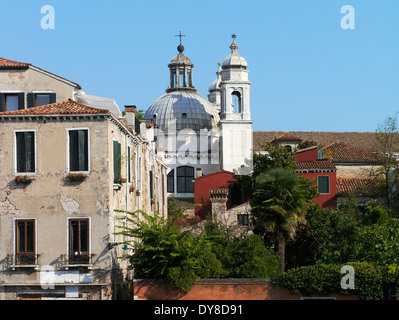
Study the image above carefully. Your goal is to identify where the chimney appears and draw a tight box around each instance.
[210,188,229,216]
[125,105,136,132]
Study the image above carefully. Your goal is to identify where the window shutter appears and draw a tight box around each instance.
[77,130,88,171]
[16,132,34,173]
[113,141,121,183]
[0,93,4,112]
[69,130,78,171]
[18,93,25,110]
[318,176,330,194]
[149,170,154,200]
[25,132,35,172]
[16,132,25,173]
[27,93,35,108]
[50,93,56,104]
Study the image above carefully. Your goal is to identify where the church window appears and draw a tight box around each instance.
[167,170,174,193]
[177,166,194,193]
[232,91,241,113]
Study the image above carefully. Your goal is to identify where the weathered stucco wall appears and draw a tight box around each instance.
[0,68,77,104]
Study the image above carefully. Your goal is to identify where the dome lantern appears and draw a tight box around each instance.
[166,30,196,93]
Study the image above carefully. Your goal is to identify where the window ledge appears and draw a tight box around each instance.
[63,264,93,270]
[10,264,39,271]
[113,184,122,190]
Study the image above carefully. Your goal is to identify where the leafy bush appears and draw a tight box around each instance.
[274,262,399,300]
[115,210,281,292]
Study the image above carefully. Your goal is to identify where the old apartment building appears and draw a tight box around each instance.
[0,58,167,300]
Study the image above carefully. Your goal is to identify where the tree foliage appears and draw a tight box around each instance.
[115,211,281,292]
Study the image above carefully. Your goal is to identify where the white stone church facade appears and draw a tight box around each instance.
[144,36,253,199]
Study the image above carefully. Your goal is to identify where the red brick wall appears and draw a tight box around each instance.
[133,279,358,300]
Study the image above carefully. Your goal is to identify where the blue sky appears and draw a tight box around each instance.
[1,0,398,132]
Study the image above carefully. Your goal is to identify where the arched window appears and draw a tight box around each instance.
[167,170,174,193]
[232,91,241,113]
[177,166,194,193]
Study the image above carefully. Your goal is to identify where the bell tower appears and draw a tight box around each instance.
[219,35,253,175]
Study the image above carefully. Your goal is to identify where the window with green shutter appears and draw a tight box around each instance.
[15,131,35,173]
[69,129,89,172]
[318,176,330,194]
[113,140,121,183]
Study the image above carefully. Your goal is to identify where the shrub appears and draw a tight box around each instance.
[274,262,399,300]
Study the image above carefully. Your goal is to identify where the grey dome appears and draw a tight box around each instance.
[145,91,220,132]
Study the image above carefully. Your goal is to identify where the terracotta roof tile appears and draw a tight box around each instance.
[336,177,378,195]
[0,57,30,68]
[273,134,302,141]
[321,142,383,163]
[253,131,387,153]
[0,99,109,116]
[295,159,336,171]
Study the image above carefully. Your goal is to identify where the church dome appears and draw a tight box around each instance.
[208,65,222,92]
[145,91,220,132]
[222,36,247,69]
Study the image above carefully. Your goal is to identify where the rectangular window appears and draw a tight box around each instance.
[36,94,50,107]
[15,131,35,173]
[15,219,36,265]
[318,176,330,194]
[167,170,174,193]
[69,219,89,264]
[149,170,154,200]
[237,214,249,226]
[69,129,89,172]
[127,146,131,183]
[5,94,19,112]
[113,140,121,183]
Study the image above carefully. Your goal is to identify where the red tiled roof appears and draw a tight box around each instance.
[273,134,302,141]
[0,99,109,116]
[295,159,336,171]
[321,142,383,163]
[253,131,387,153]
[0,57,30,68]
[336,177,378,195]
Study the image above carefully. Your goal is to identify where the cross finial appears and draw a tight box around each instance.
[231,34,237,40]
[175,29,186,45]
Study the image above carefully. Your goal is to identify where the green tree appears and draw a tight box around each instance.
[115,210,225,292]
[235,142,296,199]
[375,115,399,215]
[250,167,317,272]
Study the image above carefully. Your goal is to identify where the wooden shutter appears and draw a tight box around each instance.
[0,93,4,112]
[113,141,121,183]
[16,132,35,173]
[49,93,56,104]
[77,130,88,171]
[69,130,88,172]
[25,132,35,172]
[27,93,35,108]
[318,176,330,194]
[18,93,25,110]
[149,170,154,200]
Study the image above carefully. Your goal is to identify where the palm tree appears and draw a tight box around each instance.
[250,167,316,272]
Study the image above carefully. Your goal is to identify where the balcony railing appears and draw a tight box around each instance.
[8,253,41,270]
[60,253,96,270]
